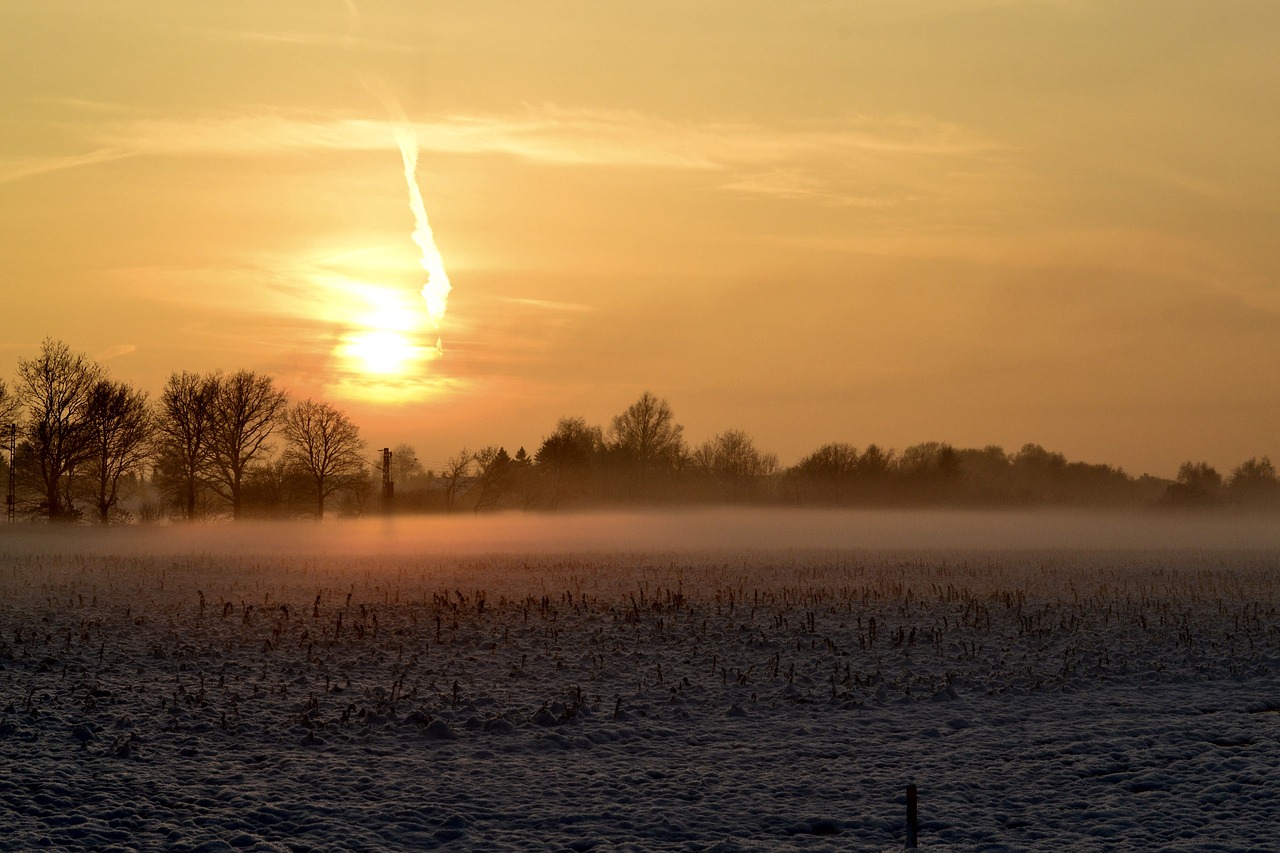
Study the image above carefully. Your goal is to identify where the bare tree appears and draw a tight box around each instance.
[0,378,20,428]
[241,456,306,518]
[690,429,778,478]
[208,370,288,519]
[607,391,685,472]
[794,443,860,479]
[0,379,20,511]
[80,379,152,523]
[858,444,897,478]
[689,429,778,502]
[392,442,425,488]
[788,442,861,503]
[153,371,220,520]
[440,448,473,513]
[281,399,367,519]
[14,339,104,520]
[338,465,376,517]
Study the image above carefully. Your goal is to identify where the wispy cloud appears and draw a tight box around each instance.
[718,169,908,206]
[231,30,354,48]
[499,297,595,314]
[82,105,1003,207]
[153,21,411,53]
[95,344,137,362]
[96,105,998,174]
[0,148,135,185]
[780,225,1235,286]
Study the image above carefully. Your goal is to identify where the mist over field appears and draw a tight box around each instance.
[4,508,1280,558]
[5,509,1280,850]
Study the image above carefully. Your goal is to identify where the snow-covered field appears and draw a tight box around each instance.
[2,510,1279,852]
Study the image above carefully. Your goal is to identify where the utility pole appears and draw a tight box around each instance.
[380,447,393,512]
[5,423,15,523]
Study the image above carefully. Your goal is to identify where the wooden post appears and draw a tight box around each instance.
[906,783,919,848]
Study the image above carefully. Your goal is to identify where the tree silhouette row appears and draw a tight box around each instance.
[1,340,1275,522]
[2,339,364,522]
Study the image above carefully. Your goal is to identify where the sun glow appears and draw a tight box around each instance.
[326,279,440,394]
[340,329,419,376]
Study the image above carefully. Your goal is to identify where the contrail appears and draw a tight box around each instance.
[344,1,452,338]
[363,77,453,331]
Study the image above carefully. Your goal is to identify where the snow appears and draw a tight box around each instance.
[1,511,1279,851]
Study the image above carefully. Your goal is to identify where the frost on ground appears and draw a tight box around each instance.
[1,516,1279,851]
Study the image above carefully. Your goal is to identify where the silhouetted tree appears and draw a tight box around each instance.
[153,371,220,520]
[391,443,425,489]
[0,383,17,505]
[14,339,104,520]
[537,418,603,468]
[337,465,377,517]
[1056,460,1134,505]
[535,417,604,508]
[208,370,288,519]
[281,399,367,519]
[897,442,961,502]
[692,429,779,478]
[80,379,152,523]
[857,444,896,488]
[608,392,684,469]
[510,446,535,507]
[789,442,860,503]
[606,392,685,498]
[1225,457,1279,508]
[1011,443,1068,503]
[899,442,958,476]
[954,446,1011,503]
[795,443,860,479]
[1163,461,1223,507]
[472,446,512,511]
[0,378,19,428]
[690,429,778,501]
[440,449,472,513]
[241,456,308,518]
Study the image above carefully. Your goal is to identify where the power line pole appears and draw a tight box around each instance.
[380,447,393,513]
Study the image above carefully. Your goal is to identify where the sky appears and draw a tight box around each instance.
[2,0,1278,478]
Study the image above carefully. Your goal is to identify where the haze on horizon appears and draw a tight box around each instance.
[7,508,1280,558]
[2,1,1278,479]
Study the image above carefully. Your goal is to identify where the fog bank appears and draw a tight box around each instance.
[1,509,1278,558]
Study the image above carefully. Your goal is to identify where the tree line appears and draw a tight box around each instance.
[1,339,1276,522]
[1,339,367,522]
[408,394,1277,513]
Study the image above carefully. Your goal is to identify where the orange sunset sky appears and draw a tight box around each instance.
[2,1,1277,477]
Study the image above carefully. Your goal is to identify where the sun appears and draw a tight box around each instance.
[323,278,440,392]
[340,329,420,376]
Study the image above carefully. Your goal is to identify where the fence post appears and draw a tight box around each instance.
[906,783,918,848]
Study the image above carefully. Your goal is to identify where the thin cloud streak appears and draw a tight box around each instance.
[97,107,999,174]
[499,297,596,314]
[719,169,909,206]
[154,21,413,53]
[94,344,138,362]
[0,148,135,185]
[783,226,1231,281]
